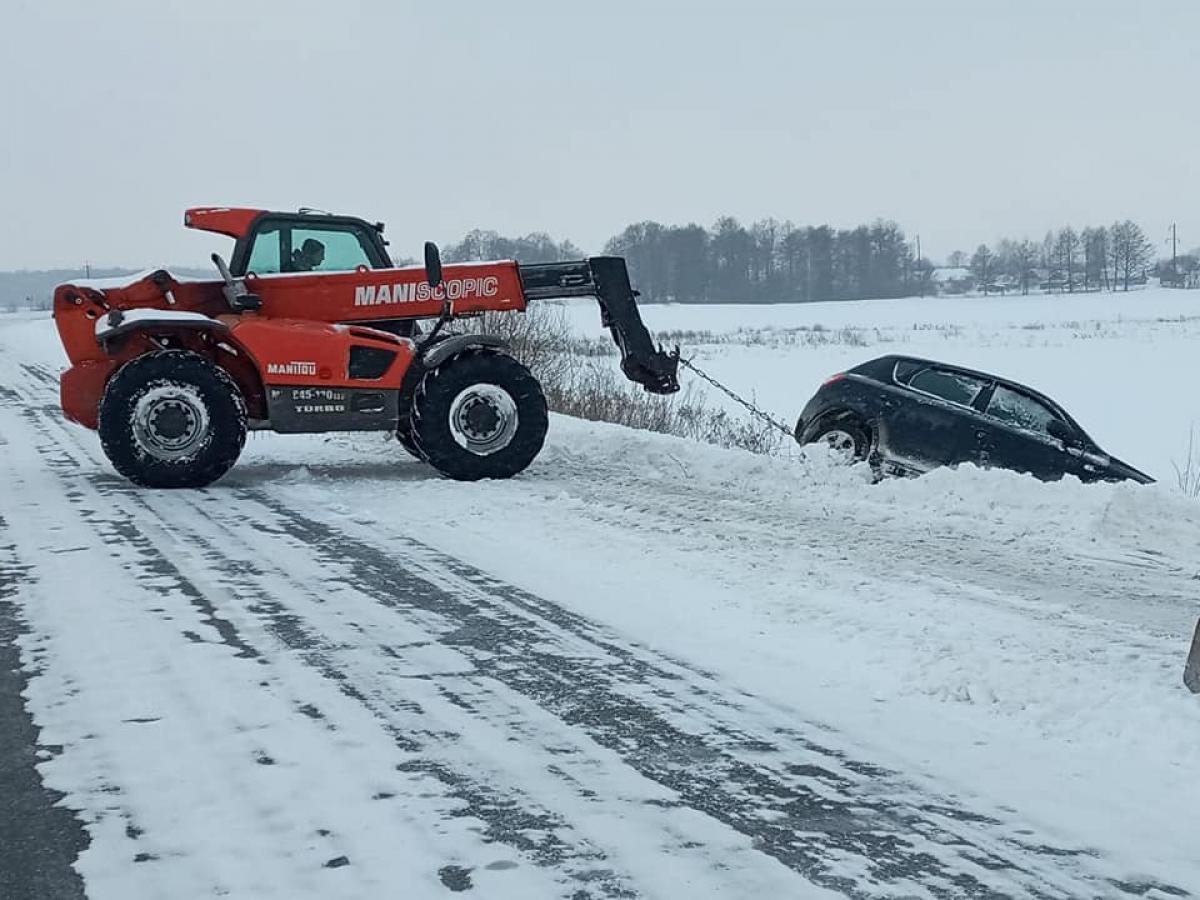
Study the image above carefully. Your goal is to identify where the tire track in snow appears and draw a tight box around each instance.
[225,488,1185,900]
[0,392,312,893]
[2,372,647,899]
[17,404,261,662]
[89,475,647,900]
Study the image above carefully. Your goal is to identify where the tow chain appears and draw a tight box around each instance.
[676,354,795,438]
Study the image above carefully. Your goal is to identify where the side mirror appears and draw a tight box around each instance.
[424,242,443,289]
[1047,418,1080,446]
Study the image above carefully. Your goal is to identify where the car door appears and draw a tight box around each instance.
[882,366,990,470]
[973,384,1080,480]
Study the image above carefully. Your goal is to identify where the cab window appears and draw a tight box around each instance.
[245,226,283,274]
[287,227,374,273]
[240,220,383,275]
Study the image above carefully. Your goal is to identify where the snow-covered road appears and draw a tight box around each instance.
[1,312,1197,899]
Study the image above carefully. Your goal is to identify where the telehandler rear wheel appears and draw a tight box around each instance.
[98,350,247,488]
[409,350,547,480]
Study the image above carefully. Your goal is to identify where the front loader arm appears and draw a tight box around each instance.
[519,257,680,394]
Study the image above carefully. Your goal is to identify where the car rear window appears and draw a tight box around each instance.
[908,368,988,407]
[892,359,924,383]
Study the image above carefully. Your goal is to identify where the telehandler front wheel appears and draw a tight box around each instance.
[395,421,423,460]
[98,350,247,488]
[409,350,547,481]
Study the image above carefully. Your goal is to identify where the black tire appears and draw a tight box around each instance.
[98,350,247,488]
[408,350,547,481]
[395,350,433,460]
[807,415,872,464]
[395,419,423,459]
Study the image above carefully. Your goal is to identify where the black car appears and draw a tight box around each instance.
[795,355,1153,484]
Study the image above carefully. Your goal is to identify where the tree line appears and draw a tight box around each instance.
[443,217,1180,303]
[957,221,1163,295]
[445,219,935,303]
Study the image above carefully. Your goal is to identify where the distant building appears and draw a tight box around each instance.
[931,266,974,294]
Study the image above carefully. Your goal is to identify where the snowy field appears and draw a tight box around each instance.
[562,287,1200,484]
[1,298,1199,899]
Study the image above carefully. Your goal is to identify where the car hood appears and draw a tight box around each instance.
[1106,454,1155,485]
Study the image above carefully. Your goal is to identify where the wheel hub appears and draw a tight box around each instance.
[151,404,192,440]
[463,400,501,438]
[131,384,210,461]
[819,428,859,462]
[448,384,519,456]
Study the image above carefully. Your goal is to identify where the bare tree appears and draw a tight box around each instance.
[1054,227,1081,292]
[1081,226,1108,291]
[995,238,1038,293]
[1041,231,1061,291]
[1012,239,1038,294]
[970,244,996,293]
[1109,220,1155,291]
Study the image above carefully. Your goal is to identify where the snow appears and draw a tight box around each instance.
[95,308,218,338]
[1,291,1199,897]
[61,269,219,290]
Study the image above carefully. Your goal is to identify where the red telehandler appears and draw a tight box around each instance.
[53,207,679,487]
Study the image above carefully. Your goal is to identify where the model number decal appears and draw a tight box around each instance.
[288,388,345,402]
[268,387,347,409]
[353,276,500,307]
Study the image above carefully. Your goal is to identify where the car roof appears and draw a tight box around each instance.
[852,354,1079,425]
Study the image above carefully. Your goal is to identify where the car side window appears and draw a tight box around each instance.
[985,385,1062,437]
[908,368,988,407]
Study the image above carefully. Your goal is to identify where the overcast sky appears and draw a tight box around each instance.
[1,0,1197,270]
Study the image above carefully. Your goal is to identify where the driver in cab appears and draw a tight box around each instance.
[291,238,325,272]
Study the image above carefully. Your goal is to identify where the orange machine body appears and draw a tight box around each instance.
[54,226,524,432]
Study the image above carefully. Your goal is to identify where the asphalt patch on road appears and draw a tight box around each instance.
[0,521,89,900]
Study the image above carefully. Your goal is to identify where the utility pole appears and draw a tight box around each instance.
[1170,223,1179,288]
[84,261,91,279]
[916,234,923,297]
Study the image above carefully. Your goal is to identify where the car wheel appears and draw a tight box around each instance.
[808,417,871,464]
